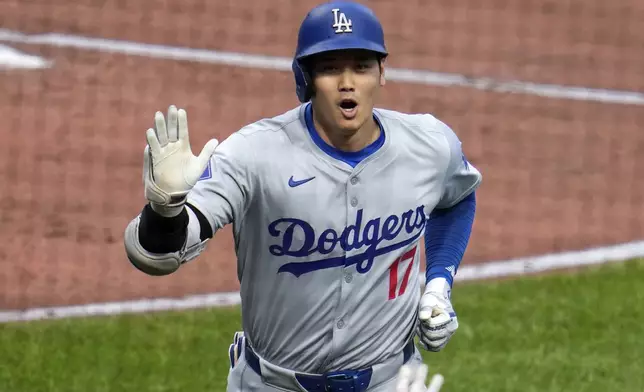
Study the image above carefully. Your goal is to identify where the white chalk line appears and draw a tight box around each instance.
[0,44,51,69]
[1,241,643,323]
[0,29,642,105]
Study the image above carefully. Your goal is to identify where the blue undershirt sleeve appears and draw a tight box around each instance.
[424,191,477,287]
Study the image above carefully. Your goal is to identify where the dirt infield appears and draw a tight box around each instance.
[0,0,642,310]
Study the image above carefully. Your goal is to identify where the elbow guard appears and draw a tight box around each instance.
[123,213,209,276]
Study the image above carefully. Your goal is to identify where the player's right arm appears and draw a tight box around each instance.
[123,105,251,276]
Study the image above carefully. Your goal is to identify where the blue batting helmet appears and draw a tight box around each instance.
[292,1,388,103]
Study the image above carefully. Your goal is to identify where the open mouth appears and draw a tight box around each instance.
[338,99,358,118]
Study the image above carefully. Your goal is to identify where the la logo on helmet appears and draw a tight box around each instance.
[332,8,352,33]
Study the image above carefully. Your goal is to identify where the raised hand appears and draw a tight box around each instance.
[143,105,219,217]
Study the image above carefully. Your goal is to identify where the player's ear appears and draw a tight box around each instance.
[308,71,317,100]
[379,57,386,87]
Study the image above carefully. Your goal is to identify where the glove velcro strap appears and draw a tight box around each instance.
[424,277,451,299]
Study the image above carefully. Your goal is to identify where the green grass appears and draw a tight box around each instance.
[2,259,644,392]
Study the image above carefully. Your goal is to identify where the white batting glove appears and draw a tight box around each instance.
[143,105,219,217]
[417,278,458,352]
[395,364,445,392]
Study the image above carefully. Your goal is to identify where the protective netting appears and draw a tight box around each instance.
[0,0,642,312]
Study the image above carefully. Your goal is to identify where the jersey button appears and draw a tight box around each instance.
[337,319,345,329]
[344,273,353,283]
[350,197,358,207]
[350,177,358,185]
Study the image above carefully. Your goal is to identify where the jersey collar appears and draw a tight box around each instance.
[303,102,386,168]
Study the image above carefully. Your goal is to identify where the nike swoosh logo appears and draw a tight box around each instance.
[288,176,315,188]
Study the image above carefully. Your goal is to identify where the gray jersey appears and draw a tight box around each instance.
[187,104,482,373]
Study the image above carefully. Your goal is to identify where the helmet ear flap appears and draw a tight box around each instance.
[292,59,313,103]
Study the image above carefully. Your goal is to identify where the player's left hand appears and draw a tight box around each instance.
[417,278,458,352]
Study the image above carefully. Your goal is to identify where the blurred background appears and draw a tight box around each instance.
[0,1,643,391]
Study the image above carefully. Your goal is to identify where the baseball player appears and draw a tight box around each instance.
[124,1,482,391]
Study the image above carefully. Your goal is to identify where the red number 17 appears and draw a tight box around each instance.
[388,245,417,300]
